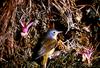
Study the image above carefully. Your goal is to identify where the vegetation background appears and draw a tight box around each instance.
[0,0,100,68]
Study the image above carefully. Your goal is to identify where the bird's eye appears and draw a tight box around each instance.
[53,32,55,34]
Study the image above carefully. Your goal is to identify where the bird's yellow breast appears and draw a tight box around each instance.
[47,48,55,59]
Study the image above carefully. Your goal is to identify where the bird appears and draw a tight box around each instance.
[36,29,62,68]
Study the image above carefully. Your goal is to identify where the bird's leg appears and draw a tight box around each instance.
[42,54,48,68]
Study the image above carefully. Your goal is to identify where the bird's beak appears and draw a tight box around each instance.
[57,31,62,34]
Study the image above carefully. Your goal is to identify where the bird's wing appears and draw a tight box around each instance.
[38,38,57,57]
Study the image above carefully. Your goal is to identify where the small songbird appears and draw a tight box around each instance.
[37,29,62,68]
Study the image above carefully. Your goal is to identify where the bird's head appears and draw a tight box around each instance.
[47,29,62,40]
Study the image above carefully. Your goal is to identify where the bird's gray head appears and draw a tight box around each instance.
[47,29,62,40]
